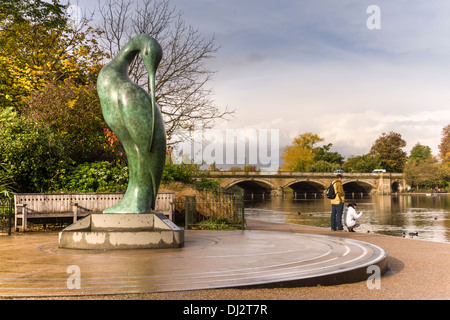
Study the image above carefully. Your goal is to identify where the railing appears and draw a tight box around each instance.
[175,192,245,230]
[0,197,13,235]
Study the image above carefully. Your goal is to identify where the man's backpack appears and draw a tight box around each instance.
[326,181,337,199]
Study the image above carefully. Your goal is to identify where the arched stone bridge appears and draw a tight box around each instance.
[195,171,407,196]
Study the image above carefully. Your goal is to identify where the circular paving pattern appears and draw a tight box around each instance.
[0,230,387,297]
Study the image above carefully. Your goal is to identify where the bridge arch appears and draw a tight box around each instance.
[223,178,275,196]
[343,179,376,194]
[390,179,405,192]
[281,179,377,195]
[282,179,327,194]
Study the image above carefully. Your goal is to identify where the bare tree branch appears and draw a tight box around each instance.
[96,0,234,142]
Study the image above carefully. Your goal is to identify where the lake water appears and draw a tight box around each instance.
[244,194,450,244]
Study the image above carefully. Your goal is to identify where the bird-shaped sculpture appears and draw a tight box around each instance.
[97,34,166,214]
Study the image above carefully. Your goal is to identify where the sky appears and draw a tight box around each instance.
[69,0,450,165]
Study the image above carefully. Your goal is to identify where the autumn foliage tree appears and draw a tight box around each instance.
[0,0,66,108]
[281,133,323,172]
[281,133,345,172]
[0,0,105,111]
[0,0,112,164]
[0,0,114,192]
[439,124,450,163]
[369,131,407,173]
[404,142,449,190]
[1,0,231,193]
[23,79,112,163]
[281,145,315,172]
[404,158,446,190]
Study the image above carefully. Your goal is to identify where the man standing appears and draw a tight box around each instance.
[330,174,345,231]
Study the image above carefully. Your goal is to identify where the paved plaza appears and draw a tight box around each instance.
[0,227,386,297]
[0,219,448,299]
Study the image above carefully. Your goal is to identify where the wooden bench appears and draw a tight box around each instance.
[14,192,175,231]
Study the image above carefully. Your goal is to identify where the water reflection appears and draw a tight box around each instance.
[244,194,450,243]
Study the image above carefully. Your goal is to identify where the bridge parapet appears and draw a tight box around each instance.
[194,171,406,195]
[199,171,403,178]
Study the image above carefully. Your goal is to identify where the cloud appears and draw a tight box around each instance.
[78,0,450,160]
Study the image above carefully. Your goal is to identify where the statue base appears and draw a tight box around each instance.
[58,213,184,250]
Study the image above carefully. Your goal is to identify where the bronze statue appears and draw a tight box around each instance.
[97,34,166,213]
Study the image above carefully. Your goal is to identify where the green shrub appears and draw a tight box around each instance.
[0,110,72,192]
[162,162,194,184]
[62,161,128,192]
[193,177,220,193]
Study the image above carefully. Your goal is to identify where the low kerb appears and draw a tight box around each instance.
[58,213,184,250]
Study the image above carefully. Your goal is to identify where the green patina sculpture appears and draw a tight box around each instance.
[97,34,166,213]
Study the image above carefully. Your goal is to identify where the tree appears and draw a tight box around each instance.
[292,132,324,151]
[23,79,112,163]
[307,160,340,173]
[97,0,233,141]
[281,133,323,171]
[439,124,450,163]
[405,139,449,190]
[0,0,66,27]
[408,143,432,164]
[404,158,448,190]
[369,131,407,172]
[281,145,314,172]
[0,0,65,109]
[342,154,380,173]
[0,0,105,111]
[1,0,114,164]
[313,143,344,165]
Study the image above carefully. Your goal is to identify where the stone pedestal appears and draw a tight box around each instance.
[58,213,184,250]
